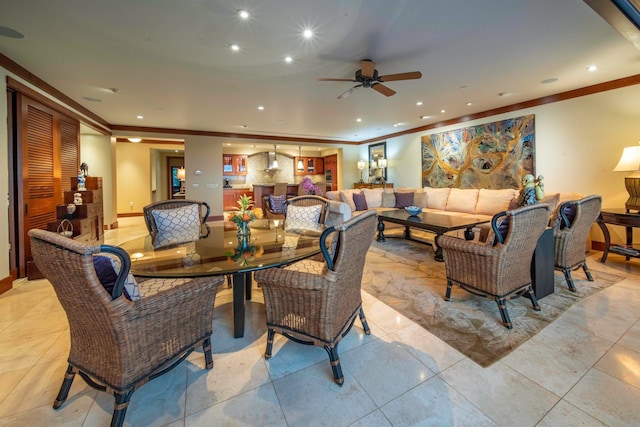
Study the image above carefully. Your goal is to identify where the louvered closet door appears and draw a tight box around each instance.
[60,118,79,193]
[21,100,62,278]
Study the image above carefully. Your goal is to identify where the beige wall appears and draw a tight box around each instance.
[80,134,117,228]
[0,73,9,278]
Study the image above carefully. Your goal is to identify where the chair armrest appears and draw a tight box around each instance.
[254,266,328,291]
[438,235,501,257]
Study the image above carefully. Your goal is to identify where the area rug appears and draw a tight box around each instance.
[361,234,624,367]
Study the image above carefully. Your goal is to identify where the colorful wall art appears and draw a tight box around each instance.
[421,114,535,189]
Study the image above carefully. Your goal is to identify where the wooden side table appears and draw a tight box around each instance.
[597,209,640,263]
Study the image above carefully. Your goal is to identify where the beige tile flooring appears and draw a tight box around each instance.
[0,217,639,426]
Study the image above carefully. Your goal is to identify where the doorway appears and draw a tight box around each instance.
[167,157,184,199]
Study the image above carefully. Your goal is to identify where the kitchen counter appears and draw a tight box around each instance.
[252,184,299,208]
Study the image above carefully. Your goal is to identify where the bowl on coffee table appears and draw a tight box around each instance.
[404,206,422,216]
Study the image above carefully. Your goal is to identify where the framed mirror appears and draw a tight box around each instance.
[368,141,387,183]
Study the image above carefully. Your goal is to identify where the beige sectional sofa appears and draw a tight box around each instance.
[324,187,583,240]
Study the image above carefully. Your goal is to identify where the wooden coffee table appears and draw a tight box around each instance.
[376,210,490,261]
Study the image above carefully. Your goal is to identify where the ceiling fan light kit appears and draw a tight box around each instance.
[318,59,422,99]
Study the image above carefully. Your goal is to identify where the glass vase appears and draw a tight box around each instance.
[237,221,251,240]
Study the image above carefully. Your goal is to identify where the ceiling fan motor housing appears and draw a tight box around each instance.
[355,69,379,87]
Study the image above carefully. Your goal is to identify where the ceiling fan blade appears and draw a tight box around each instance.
[338,84,362,99]
[360,59,376,78]
[378,71,422,82]
[317,78,358,82]
[372,83,396,97]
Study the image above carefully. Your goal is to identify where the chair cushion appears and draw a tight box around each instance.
[494,217,510,244]
[269,194,286,213]
[285,204,323,232]
[559,203,577,229]
[152,204,201,247]
[353,192,368,211]
[94,255,141,300]
[395,192,414,208]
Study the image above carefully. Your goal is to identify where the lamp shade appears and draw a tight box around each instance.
[357,160,365,170]
[177,167,186,180]
[378,158,387,168]
[613,146,640,172]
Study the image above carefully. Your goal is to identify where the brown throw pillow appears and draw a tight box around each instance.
[395,192,414,208]
[353,192,368,211]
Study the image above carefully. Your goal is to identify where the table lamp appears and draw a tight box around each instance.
[357,160,365,183]
[613,145,640,211]
[177,167,186,194]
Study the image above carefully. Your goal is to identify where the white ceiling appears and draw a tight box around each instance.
[1,0,639,143]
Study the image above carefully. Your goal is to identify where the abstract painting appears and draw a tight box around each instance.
[421,114,535,189]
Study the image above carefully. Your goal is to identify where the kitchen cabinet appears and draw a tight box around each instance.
[294,157,324,176]
[223,188,253,210]
[223,155,248,176]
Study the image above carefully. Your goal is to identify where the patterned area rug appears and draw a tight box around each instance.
[361,234,623,367]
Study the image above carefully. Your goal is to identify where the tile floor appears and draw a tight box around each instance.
[0,217,639,426]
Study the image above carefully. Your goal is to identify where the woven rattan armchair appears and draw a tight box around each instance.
[262,195,285,220]
[439,204,550,329]
[553,195,602,291]
[143,199,210,237]
[28,229,223,427]
[283,195,330,225]
[254,210,378,385]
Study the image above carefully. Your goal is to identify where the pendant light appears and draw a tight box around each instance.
[272,144,278,168]
[297,145,304,172]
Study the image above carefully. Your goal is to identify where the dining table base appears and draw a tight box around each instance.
[232,272,253,338]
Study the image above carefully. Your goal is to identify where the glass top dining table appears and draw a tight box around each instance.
[120,219,323,338]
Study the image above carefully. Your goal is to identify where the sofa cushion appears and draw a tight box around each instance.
[446,189,479,214]
[339,189,360,212]
[382,192,396,208]
[424,188,450,210]
[325,190,341,202]
[362,188,383,208]
[395,192,414,208]
[353,192,368,211]
[475,189,518,215]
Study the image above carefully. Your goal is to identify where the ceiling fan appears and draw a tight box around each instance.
[317,59,422,99]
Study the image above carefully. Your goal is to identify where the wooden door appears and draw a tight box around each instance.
[324,154,338,191]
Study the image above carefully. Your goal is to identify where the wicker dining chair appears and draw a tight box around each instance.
[439,203,550,329]
[262,195,286,220]
[254,210,378,385]
[143,199,210,237]
[553,195,602,291]
[282,195,330,226]
[273,182,289,197]
[28,229,224,427]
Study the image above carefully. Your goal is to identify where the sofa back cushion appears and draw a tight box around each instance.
[424,187,450,210]
[475,189,518,215]
[413,192,427,208]
[382,190,396,208]
[325,190,341,202]
[362,188,383,208]
[445,189,479,214]
[353,193,368,211]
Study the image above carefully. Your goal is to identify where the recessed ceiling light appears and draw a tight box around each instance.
[356,118,362,122]
[393,123,403,127]
[587,65,598,72]
[466,102,472,106]
[109,88,120,94]
[303,29,313,39]
[541,77,558,84]
[251,145,256,148]
[440,109,446,113]
[284,56,293,63]
[230,44,240,51]
[497,92,509,97]
[258,106,264,110]
[240,124,248,128]
[136,115,144,119]
[128,137,141,143]
[0,25,25,39]
[416,101,423,106]
[420,115,431,120]
[175,150,179,153]
[237,9,250,19]
[226,143,231,146]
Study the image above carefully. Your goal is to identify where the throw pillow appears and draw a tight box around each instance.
[413,192,427,208]
[353,192,368,211]
[339,189,360,212]
[362,188,383,208]
[395,192,414,208]
[558,203,577,229]
[93,255,140,300]
[491,216,510,245]
[152,204,201,248]
[381,192,396,208]
[269,194,286,213]
[285,204,323,233]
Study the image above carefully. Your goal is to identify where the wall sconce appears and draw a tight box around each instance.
[357,160,366,183]
[272,144,279,169]
[614,144,640,211]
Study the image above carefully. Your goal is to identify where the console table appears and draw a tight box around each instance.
[597,209,640,263]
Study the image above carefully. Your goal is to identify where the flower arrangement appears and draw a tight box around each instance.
[225,242,264,266]
[301,176,323,195]
[227,194,256,225]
